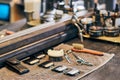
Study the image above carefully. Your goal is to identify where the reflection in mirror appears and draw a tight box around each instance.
[0,0,118,40]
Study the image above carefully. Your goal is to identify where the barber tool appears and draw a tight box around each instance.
[47,49,64,62]
[72,43,104,56]
[71,52,93,66]
[52,65,68,73]
[64,68,80,76]
[73,22,84,43]
[23,57,40,65]
[38,61,54,68]
[71,15,86,43]
[34,53,46,59]
[64,53,72,63]
[5,58,29,74]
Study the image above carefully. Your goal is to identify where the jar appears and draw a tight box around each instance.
[104,27,119,37]
[89,26,103,37]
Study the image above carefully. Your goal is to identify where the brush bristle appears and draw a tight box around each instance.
[72,43,84,50]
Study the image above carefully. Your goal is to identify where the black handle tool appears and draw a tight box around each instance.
[5,58,29,75]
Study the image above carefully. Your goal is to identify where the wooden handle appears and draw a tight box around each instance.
[72,48,104,56]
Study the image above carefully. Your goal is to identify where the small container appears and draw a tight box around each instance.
[104,27,119,37]
[49,56,63,62]
[89,26,103,37]
[47,49,64,62]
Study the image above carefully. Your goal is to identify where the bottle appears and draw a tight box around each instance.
[105,11,113,27]
[112,3,120,27]
[92,3,98,24]
[69,0,73,12]
[114,3,119,16]
[64,0,73,14]
[95,10,102,26]
[94,3,97,13]
[100,13,105,27]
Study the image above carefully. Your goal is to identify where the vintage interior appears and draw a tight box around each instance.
[0,0,120,80]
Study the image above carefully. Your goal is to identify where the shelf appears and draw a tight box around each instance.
[83,34,120,43]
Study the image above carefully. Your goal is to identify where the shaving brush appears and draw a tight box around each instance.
[72,43,104,56]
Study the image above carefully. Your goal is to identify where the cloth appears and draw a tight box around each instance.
[0,44,114,80]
